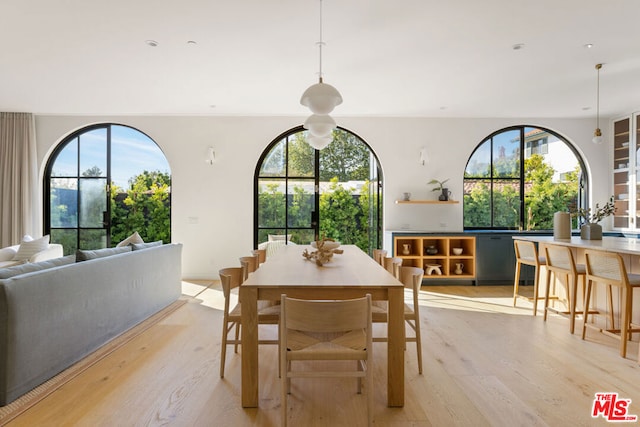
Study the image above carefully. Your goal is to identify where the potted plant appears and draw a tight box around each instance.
[571,196,616,240]
[428,178,450,201]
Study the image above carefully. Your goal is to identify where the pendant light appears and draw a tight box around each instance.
[592,63,603,144]
[307,134,332,150]
[303,114,336,137]
[300,0,342,115]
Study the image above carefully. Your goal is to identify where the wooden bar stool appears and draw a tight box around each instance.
[543,244,587,334]
[513,239,546,315]
[583,250,640,358]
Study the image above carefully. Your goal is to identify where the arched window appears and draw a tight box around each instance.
[254,126,383,254]
[44,124,171,254]
[463,125,586,230]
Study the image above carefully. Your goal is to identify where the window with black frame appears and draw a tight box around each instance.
[463,126,586,231]
[254,126,383,254]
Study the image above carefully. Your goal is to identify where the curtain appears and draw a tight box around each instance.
[0,112,39,247]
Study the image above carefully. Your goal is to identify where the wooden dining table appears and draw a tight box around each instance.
[240,244,406,408]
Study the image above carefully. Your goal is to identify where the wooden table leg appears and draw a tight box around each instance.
[241,287,259,407]
[387,287,405,407]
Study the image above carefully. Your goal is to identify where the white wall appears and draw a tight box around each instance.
[35,115,611,279]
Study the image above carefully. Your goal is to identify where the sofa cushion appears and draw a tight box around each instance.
[76,246,132,262]
[116,231,144,248]
[12,235,50,262]
[0,247,18,262]
[131,241,163,250]
[0,255,75,279]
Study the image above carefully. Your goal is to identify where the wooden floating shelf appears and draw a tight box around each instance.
[395,200,459,204]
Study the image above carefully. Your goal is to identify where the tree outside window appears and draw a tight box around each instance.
[464,126,585,230]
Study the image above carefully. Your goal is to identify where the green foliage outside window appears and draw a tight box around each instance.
[110,170,171,245]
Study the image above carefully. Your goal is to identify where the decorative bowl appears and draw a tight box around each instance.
[310,241,341,250]
[452,248,463,255]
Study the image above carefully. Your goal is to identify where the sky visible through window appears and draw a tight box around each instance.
[53,125,169,189]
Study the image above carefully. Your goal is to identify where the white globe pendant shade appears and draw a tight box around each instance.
[300,80,343,115]
[307,134,332,150]
[303,114,336,137]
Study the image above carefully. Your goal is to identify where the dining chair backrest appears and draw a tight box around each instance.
[373,249,387,266]
[399,266,424,292]
[252,249,267,264]
[383,257,402,279]
[219,267,243,299]
[281,294,372,334]
[240,254,259,281]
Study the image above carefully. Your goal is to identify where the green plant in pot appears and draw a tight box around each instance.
[571,196,616,240]
[428,178,450,201]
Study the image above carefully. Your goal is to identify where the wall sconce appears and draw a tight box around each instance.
[419,147,428,166]
[205,147,216,165]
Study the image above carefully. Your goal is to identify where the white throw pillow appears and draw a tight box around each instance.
[268,234,292,242]
[0,246,18,262]
[12,235,50,262]
[116,231,144,247]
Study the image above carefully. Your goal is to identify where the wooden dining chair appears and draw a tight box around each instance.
[371,266,424,373]
[513,239,546,315]
[543,244,587,334]
[383,256,403,279]
[252,249,267,265]
[240,254,259,281]
[373,249,387,266]
[218,267,280,378]
[280,294,373,427]
[582,251,640,358]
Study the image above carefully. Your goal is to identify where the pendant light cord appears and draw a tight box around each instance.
[317,0,324,82]
[595,63,602,129]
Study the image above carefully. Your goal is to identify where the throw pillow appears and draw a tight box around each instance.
[12,235,50,262]
[0,255,75,279]
[116,231,145,248]
[131,241,163,250]
[76,246,132,262]
[0,247,18,262]
[268,234,292,242]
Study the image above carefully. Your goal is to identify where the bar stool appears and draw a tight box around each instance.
[543,244,587,334]
[583,250,640,358]
[513,240,546,315]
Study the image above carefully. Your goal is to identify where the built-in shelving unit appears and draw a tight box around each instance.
[393,235,476,280]
[612,115,639,230]
[395,200,459,204]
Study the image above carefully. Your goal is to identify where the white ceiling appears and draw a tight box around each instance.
[1,0,639,119]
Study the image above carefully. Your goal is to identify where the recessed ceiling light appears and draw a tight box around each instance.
[584,43,594,49]
[512,43,525,50]
[187,40,197,45]
[582,106,591,111]
[145,40,159,47]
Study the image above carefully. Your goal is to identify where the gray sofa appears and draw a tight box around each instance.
[0,242,182,405]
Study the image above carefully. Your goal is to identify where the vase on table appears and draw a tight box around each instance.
[580,223,602,240]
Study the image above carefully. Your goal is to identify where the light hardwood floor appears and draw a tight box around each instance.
[6,281,640,426]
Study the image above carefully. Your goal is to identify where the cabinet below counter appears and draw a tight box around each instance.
[387,231,541,285]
